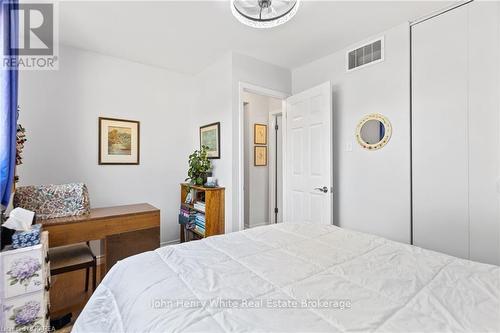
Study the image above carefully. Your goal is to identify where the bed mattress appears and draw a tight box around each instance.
[73,223,500,332]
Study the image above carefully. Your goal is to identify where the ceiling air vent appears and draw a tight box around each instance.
[347,37,384,71]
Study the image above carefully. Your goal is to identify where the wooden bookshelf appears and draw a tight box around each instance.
[179,183,225,243]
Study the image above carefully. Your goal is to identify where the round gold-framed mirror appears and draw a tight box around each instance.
[355,113,392,151]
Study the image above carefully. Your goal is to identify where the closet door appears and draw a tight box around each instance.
[468,2,500,265]
[412,2,500,265]
[412,5,469,259]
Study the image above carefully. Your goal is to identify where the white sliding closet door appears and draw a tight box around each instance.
[468,2,500,264]
[412,2,500,265]
[412,5,469,260]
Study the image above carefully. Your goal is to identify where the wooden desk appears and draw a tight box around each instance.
[38,203,160,274]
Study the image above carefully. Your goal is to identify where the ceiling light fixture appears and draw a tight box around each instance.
[231,0,300,29]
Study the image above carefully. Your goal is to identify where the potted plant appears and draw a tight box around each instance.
[185,145,212,186]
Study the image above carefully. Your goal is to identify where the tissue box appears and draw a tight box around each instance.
[13,183,90,220]
[12,224,42,249]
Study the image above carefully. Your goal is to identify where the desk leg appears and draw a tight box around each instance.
[100,239,107,280]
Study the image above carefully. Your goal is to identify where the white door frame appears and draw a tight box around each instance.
[238,82,289,232]
[268,111,283,224]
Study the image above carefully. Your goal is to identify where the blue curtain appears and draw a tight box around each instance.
[0,0,18,207]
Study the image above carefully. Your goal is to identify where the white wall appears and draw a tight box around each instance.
[292,23,411,244]
[242,92,281,229]
[190,53,233,233]
[18,45,193,246]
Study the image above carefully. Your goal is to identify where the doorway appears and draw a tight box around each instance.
[242,91,284,229]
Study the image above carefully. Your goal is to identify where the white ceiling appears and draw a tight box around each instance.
[58,1,452,74]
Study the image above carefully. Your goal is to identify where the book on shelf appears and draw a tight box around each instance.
[194,225,205,236]
[193,201,206,212]
[195,213,205,227]
[180,206,195,217]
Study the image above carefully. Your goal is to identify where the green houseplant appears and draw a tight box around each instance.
[185,145,212,186]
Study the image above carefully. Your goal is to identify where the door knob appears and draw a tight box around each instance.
[314,186,328,193]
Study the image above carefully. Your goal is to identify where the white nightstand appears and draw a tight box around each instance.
[1,231,50,333]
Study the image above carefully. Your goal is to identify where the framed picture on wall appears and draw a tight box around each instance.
[200,122,220,159]
[254,146,267,166]
[254,123,267,145]
[99,117,140,165]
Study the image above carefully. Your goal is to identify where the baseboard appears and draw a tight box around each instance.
[161,239,180,247]
[248,222,269,228]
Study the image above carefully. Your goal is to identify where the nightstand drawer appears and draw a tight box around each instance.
[1,246,45,299]
[1,290,46,332]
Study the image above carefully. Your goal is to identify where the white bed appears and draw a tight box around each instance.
[73,223,500,332]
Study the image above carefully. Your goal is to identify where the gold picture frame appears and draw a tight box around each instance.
[99,117,140,165]
[254,146,267,166]
[254,124,267,145]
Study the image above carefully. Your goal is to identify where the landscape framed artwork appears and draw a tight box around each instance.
[254,146,267,166]
[254,123,267,145]
[99,117,140,165]
[200,122,220,159]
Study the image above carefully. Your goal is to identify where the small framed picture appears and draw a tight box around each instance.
[200,122,221,159]
[185,190,194,204]
[99,117,140,165]
[254,146,267,166]
[254,124,267,145]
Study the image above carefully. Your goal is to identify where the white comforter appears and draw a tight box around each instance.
[73,223,500,332]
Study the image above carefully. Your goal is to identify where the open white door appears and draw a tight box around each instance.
[284,82,332,224]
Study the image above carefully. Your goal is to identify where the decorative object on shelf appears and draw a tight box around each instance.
[254,123,267,145]
[254,146,267,166]
[231,0,300,29]
[185,146,212,186]
[355,113,392,151]
[13,183,90,220]
[205,177,218,188]
[200,122,220,159]
[184,190,194,204]
[99,117,140,165]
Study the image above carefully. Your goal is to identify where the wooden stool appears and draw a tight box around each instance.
[49,242,97,292]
